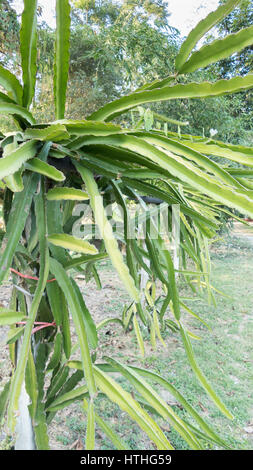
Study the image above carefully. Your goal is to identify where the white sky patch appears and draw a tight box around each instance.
[12,0,220,35]
[12,0,56,28]
[166,0,220,36]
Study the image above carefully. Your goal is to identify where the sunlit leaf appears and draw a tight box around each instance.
[48,233,98,254]
[54,0,71,119]
[20,0,38,108]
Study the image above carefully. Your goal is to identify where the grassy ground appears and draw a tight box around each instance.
[46,233,253,451]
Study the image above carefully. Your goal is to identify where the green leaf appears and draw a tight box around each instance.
[96,317,125,331]
[33,343,50,450]
[85,399,95,450]
[135,132,244,189]
[76,135,253,218]
[75,150,130,179]
[63,252,108,271]
[47,332,62,371]
[87,74,253,122]
[137,107,189,127]
[0,65,23,105]
[49,257,96,397]
[179,323,233,420]
[145,234,168,287]
[144,108,154,131]
[91,264,102,289]
[104,357,202,450]
[180,25,253,74]
[25,348,38,420]
[55,119,123,136]
[48,233,98,254]
[70,277,98,349]
[121,178,217,229]
[227,168,253,177]
[133,314,145,357]
[0,309,25,325]
[153,308,166,347]
[46,187,89,201]
[0,173,38,284]
[7,289,17,365]
[45,365,69,407]
[179,138,253,167]
[20,0,38,108]
[69,360,229,449]
[6,326,25,345]
[126,365,230,449]
[60,289,72,359]
[175,0,242,71]
[45,371,83,421]
[0,102,35,125]
[25,158,65,181]
[4,171,24,193]
[46,384,88,412]
[180,301,211,330]
[0,380,11,423]
[160,247,181,321]
[46,199,69,265]
[82,398,129,450]
[93,366,174,450]
[0,140,38,181]
[2,141,24,193]
[24,123,70,141]
[54,0,71,119]
[46,281,63,327]
[78,144,174,181]
[122,169,161,179]
[134,75,175,92]
[66,360,83,370]
[0,92,16,105]
[75,163,140,303]
[131,240,152,277]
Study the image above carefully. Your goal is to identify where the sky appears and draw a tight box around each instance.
[167,0,219,36]
[12,0,220,36]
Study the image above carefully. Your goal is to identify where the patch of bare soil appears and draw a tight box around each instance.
[0,281,14,387]
[232,221,253,244]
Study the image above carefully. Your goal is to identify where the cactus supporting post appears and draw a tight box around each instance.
[15,295,36,451]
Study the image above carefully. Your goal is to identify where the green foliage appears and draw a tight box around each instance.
[0,0,252,451]
[0,0,19,60]
[54,0,71,119]
[31,0,179,120]
[217,0,253,77]
[20,0,38,109]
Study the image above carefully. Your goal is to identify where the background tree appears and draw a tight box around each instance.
[217,0,253,77]
[33,0,179,120]
[0,0,19,63]
[216,0,253,145]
